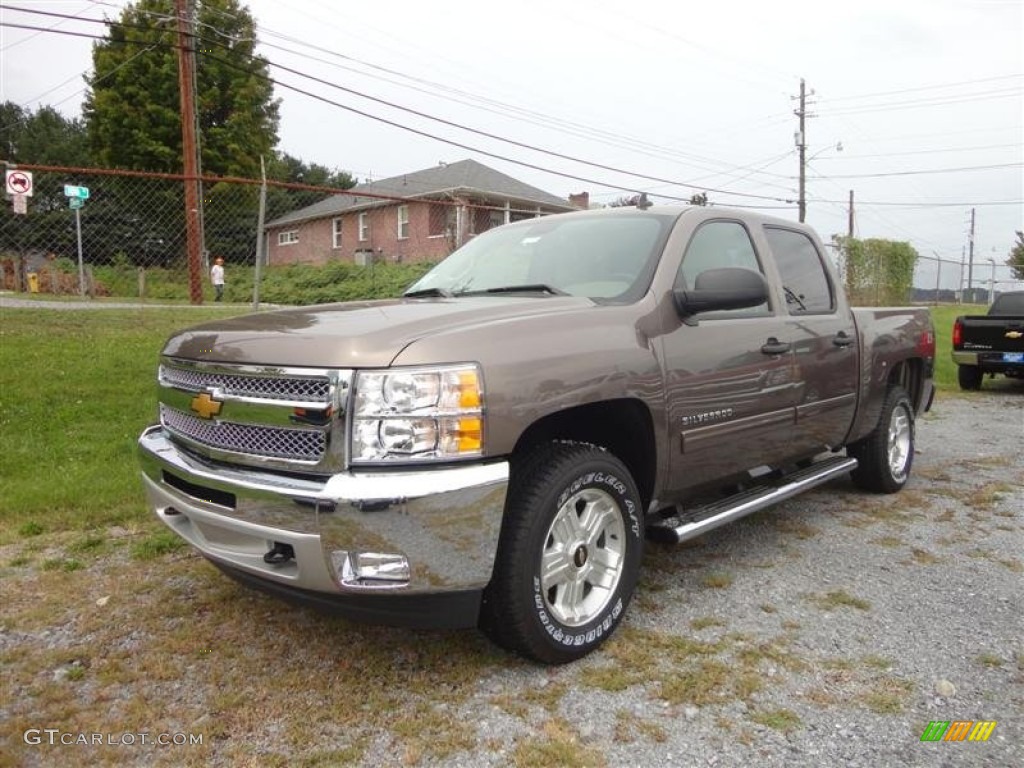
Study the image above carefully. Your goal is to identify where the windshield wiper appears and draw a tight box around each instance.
[783,286,806,311]
[459,284,568,296]
[403,287,453,298]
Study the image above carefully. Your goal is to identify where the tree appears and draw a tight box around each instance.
[82,1,280,268]
[835,236,919,306]
[0,103,92,259]
[0,102,89,169]
[265,153,357,217]
[1008,231,1024,281]
[83,0,279,177]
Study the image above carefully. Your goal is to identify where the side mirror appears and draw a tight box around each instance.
[673,267,769,317]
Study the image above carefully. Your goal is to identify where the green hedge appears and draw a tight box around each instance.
[83,260,436,305]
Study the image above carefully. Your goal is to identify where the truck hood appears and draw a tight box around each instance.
[162,296,597,368]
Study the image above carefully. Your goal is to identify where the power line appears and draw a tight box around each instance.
[811,142,1022,160]
[808,162,1023,179]
[2,11,1020,213]
[1,4,803,190]
[819,88,1021,117]
[0,10,793,203]
[817,198,1022,208]
[816,73,1022,103]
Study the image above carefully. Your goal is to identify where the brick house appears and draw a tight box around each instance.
[264,159,585,266]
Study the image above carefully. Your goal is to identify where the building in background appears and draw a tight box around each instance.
[265,159,583,266]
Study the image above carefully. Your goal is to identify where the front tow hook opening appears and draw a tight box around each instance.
[264,542,295,565]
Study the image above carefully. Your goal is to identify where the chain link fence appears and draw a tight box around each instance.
[0,165,465,303]
[1,166,254,300]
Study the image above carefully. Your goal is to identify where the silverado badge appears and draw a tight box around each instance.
[1005,330,1023,339]
[190,392,223,419]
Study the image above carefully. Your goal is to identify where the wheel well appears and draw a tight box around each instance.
[512,399,656,512]
[889,359,923,409]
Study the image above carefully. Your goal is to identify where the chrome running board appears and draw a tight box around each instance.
[647,455,858,545]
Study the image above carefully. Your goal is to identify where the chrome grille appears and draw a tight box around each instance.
[156,358,350,473]
[161,405,325,463]
[160,366,330,402]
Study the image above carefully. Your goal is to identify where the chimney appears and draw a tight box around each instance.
[568,191,590,210]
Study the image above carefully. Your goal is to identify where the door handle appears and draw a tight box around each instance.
[761,337,791,355]
[832,331,854,348]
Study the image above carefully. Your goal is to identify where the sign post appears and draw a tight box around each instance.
[64,185,90,295]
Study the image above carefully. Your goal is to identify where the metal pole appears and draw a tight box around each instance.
[253,155,267,311]
[958,246,965,304]
[75,207,85,296]
[847,189,854,238]
[967,207,975,296]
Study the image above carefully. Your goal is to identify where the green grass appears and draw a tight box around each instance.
[810,589,872,611]
[0,307,239,535]
[131,530,189,560]
[750,707,802,732]
[929,304,964,391]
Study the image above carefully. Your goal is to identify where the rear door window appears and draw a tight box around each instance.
[764,227,834,314]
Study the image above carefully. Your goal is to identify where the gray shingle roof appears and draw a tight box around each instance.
[266,158,574,228]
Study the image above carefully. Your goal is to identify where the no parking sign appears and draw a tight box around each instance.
[5,169,34,196]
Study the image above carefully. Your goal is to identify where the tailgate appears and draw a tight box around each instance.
[959,316,1024,353]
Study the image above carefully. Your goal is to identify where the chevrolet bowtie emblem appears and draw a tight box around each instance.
[1006,330,1023,339]
[190,392,223,419]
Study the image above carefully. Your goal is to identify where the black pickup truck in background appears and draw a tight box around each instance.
[952,291,1024,390]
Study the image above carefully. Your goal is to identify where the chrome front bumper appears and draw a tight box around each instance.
[138,426,509,628]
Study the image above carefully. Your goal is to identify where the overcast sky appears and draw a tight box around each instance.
[2,0,1022,291]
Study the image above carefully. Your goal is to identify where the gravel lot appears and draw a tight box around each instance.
[3,388,1022,767]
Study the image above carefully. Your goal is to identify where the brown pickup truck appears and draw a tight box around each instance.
[139,206,935,663]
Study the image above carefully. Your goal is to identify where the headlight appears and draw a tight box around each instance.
[351,364,484,463]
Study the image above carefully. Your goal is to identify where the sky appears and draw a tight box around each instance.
[1,0,1022,292]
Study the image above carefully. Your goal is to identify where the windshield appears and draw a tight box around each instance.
[406,212,673,302]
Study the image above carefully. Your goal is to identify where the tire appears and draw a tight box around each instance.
[957,364,983,391]
[848,386,915,494]
[481,442,643,664]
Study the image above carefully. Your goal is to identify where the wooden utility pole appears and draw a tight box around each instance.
[796,78,807,223]
[176,0,203,304]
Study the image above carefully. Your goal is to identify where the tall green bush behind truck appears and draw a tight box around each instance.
[138,206,936,663]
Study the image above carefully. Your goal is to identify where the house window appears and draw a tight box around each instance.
[428,203,455,237]
[397,205,409,240]
[358,213,369,242]
[278,230,299,246]
[332,218,342,249]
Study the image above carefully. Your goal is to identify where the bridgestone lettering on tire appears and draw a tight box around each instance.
[481,442,643,664]
[849,385,915,494]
